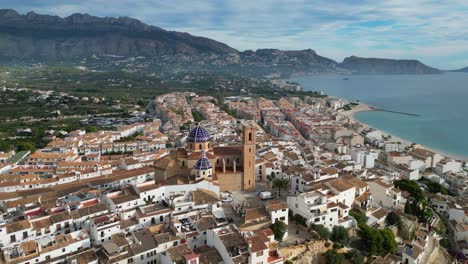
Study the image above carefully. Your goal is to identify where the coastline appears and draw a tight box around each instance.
[339,102,468,162]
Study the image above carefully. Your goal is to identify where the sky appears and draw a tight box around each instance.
[3,0,468,69]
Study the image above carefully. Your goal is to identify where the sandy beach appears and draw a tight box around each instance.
[339,103,374,117]
[340,102,468,162]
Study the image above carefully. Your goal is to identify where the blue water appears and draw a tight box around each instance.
[291,73,468,158]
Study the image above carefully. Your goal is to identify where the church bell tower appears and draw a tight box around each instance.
[242,123,256,191]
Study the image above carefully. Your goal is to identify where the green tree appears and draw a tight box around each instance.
[325,249,345,264]
[440,239,451,248]
[330,226,348,244]
[85,126,98,133]
[17,141,35,152]
[404,201,414,215]
[425,180,448,195]
[385,211,402,228]
[0,141,12,152]
[394,179,424,202]
[349,209,368,225]
[310,224,330,240]
[293,214,307,227]
[272,178,289,196]
[404,200,432,223]
[345,250,364,264]
[191,109,204,122]
[357,224,397,256]
[380,228,397,254]
[357,224,379,255]
[267,172,275,182]
[270,221,288,242]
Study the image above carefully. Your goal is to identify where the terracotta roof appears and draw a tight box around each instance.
[244,208,269,222]
[50,211,72,223]
[265,200,288,211]
[192,188,220,205]
[213,146,242,156]
[71,249,98,264]
[346,177,368,189]
[355,192,371,203]
[6,219,30,233]
[187,151,216,160]
[371,179,393,189]
[371,208,388,219]
[327,179,354,192]
[19,240,37,253]
[244,235,268,253]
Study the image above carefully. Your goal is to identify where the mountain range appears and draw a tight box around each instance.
[0,9,443,76]
[452,66,468,72]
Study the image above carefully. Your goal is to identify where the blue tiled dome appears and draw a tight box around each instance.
[194,151,212,170]
[187,125,211,143]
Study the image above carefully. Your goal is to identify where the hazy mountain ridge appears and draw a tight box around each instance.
[0,9,237,58]
[0,9,441,76]
[340,56,440,74]
[452,66,468,72]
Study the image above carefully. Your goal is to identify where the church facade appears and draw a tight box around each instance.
[154,123,257,192]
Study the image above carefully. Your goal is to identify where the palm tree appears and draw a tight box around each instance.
[267,172,275,183]
[143,196,155,205]
[272,178,289,197]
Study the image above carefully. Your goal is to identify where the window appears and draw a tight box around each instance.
[199,144,202,150]
[62,248,66,253]
[249,132,252,141]
[256,251,263,257]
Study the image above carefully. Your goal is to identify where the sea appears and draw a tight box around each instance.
[291,72,468,159]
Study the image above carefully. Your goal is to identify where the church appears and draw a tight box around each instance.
[154,122,257,192]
